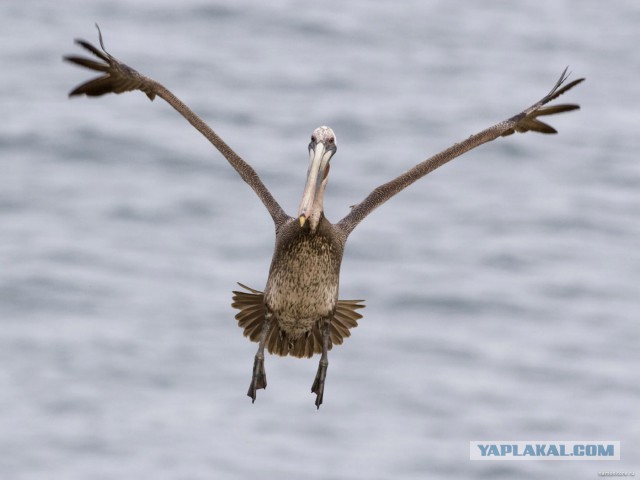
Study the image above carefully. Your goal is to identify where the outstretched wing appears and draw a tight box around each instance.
[65,25,289,227]
[337,68,584,236]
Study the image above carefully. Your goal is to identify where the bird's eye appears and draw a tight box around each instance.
[311,135,316,143]
[327,137,335,145]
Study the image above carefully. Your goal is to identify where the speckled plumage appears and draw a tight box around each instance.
[231,216,366,359]
[265,216,344,339]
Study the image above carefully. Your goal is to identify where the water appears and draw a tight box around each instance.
[2,0,639,478]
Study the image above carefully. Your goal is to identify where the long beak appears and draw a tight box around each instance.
[298,142,332,227]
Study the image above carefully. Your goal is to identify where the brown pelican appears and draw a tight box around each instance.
[64,28,584,408]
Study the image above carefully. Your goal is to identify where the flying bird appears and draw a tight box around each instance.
[65,27,584,408]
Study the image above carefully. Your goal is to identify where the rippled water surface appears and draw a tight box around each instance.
[2,1,639,478]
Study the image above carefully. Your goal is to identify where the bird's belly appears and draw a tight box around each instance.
[264,235,340,339]
[267,281,338,339]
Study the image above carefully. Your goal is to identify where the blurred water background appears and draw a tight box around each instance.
[1,0,639,478]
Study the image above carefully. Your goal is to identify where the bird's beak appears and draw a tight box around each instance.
[298,141,333,227]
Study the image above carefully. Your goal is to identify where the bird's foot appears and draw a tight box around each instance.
[247,355,267,403]
[311,360,328,409]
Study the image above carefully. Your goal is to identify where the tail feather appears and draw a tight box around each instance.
[231,283,365,358]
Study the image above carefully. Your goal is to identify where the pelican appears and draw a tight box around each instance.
[64,27,584,408]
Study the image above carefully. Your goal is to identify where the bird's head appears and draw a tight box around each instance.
[298,126,337,231]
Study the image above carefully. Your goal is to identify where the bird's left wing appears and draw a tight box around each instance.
[337,68,584,237]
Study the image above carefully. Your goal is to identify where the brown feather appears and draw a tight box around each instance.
[231,283,365,359]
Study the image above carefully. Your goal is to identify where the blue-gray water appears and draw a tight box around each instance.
[2,1,639,478]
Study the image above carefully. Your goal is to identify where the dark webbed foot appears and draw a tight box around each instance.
[311,320,331,409]
[247,355,267,403]
[247,316,271,404]
[311,359,328,409]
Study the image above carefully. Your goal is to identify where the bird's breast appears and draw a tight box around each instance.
[264,225,344,338]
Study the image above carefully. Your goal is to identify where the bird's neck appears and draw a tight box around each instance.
[306,209,324,234]
[307,180,327,233]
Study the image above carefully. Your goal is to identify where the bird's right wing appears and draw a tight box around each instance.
[64,26,290,228]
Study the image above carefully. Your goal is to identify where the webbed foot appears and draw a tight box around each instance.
[311,360,328,409]
[247,355,267,403]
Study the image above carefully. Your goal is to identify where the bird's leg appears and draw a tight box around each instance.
[311,319,331,409]
[247,316,271,403]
